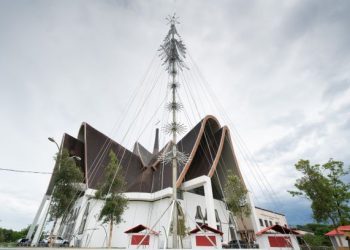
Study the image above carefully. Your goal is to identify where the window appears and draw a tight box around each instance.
[269,221,273,226]
[259,219,264,227]
[264,220,269,227]
[177,190,184,200]
[215,209,222,232]
[215,210,221,223]
[276,222,279,225]
[78,203,90,234]
[229,214,237,241]
[195,206,204,225]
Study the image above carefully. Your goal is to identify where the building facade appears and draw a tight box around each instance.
[29,115,291,248]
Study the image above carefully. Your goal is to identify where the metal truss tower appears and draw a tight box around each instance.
[159,14,188,248]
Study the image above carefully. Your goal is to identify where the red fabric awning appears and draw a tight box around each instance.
[325,225,350,236]
[124,224,159,235]
[189,224,223,236]
[256,225,300,236]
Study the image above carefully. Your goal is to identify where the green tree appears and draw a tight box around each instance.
[302,234,327,246]
[224,171,252,244]
[289,159,350,226]
[95,150,128,248]
[289,159,350,247]
[296,223,333,237]
[49,149,83,245]
[0,226,29,243]
[295,223,332,246]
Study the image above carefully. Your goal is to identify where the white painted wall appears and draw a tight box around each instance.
[51,176,267,248]
[65,191,233,248]
[255,207,288,230]
[330,235,349,248]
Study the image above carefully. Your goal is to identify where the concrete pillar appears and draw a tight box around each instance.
[247,191,259,233]
[203,176,216,228]
[27,194,49,240]
[32,196,51,246]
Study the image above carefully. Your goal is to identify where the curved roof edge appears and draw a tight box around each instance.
[208,126,228,177]
[176,115,221,187]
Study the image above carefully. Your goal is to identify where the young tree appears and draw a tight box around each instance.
[288,159,350,246]
[95,150,128,248]
[224,171,252,244]
[49,149,83,246]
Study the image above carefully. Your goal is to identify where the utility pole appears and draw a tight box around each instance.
[159,14,188,248]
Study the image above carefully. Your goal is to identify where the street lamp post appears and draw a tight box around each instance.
[29,136,81,246]
[48,137,59,150]
[27,137,61,243]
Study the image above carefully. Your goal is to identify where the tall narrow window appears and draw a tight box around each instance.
[215,209,222,232]
[215,209,221,223]
[78,202,90,234]
[195,206,204,226]
[259,219,264,227]
[264,220,269,227]
[228,213,237,240]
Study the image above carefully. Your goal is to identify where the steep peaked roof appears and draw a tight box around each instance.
[124,224,159,235]
[46,133,84,195]
[189,224,223,236]
[133,142,153,166]
[325,225,350,236]
[256,225,299,235]
[49,115,246,195]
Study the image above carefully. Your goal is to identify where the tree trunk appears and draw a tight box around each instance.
[240,215,251,246]
[108,219,113,248]
[49,219,57,248]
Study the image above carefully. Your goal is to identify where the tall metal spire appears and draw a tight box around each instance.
[159,13,188,248]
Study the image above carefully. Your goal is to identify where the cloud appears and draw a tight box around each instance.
[323,79,350,101]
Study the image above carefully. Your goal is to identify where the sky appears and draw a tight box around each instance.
[0,0,350,230]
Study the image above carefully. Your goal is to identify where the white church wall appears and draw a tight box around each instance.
[213,198,232,243]
[182,191,207,229]
[52,181,264,248]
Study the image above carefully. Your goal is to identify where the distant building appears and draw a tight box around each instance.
[325,225,350,250]
[255,207,288,230]
[256,224,300,249]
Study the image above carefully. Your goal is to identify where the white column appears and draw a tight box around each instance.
[203,176,216,228]
[27,194,49,240]
[32,196,51,246]
[247,191,259,233]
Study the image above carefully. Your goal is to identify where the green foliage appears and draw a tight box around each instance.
[296,223,332,246]
[297,223,333,236]
[95,150,128,225]
[50,149,84,220]
[0,226,29,243]
[288,159,350,226]
[303,234,329,246]
[224,171,251,218]
[170,203,186,236]
[98,196,128,224]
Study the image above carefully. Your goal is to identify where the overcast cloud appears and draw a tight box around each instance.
[0,0,350,230]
